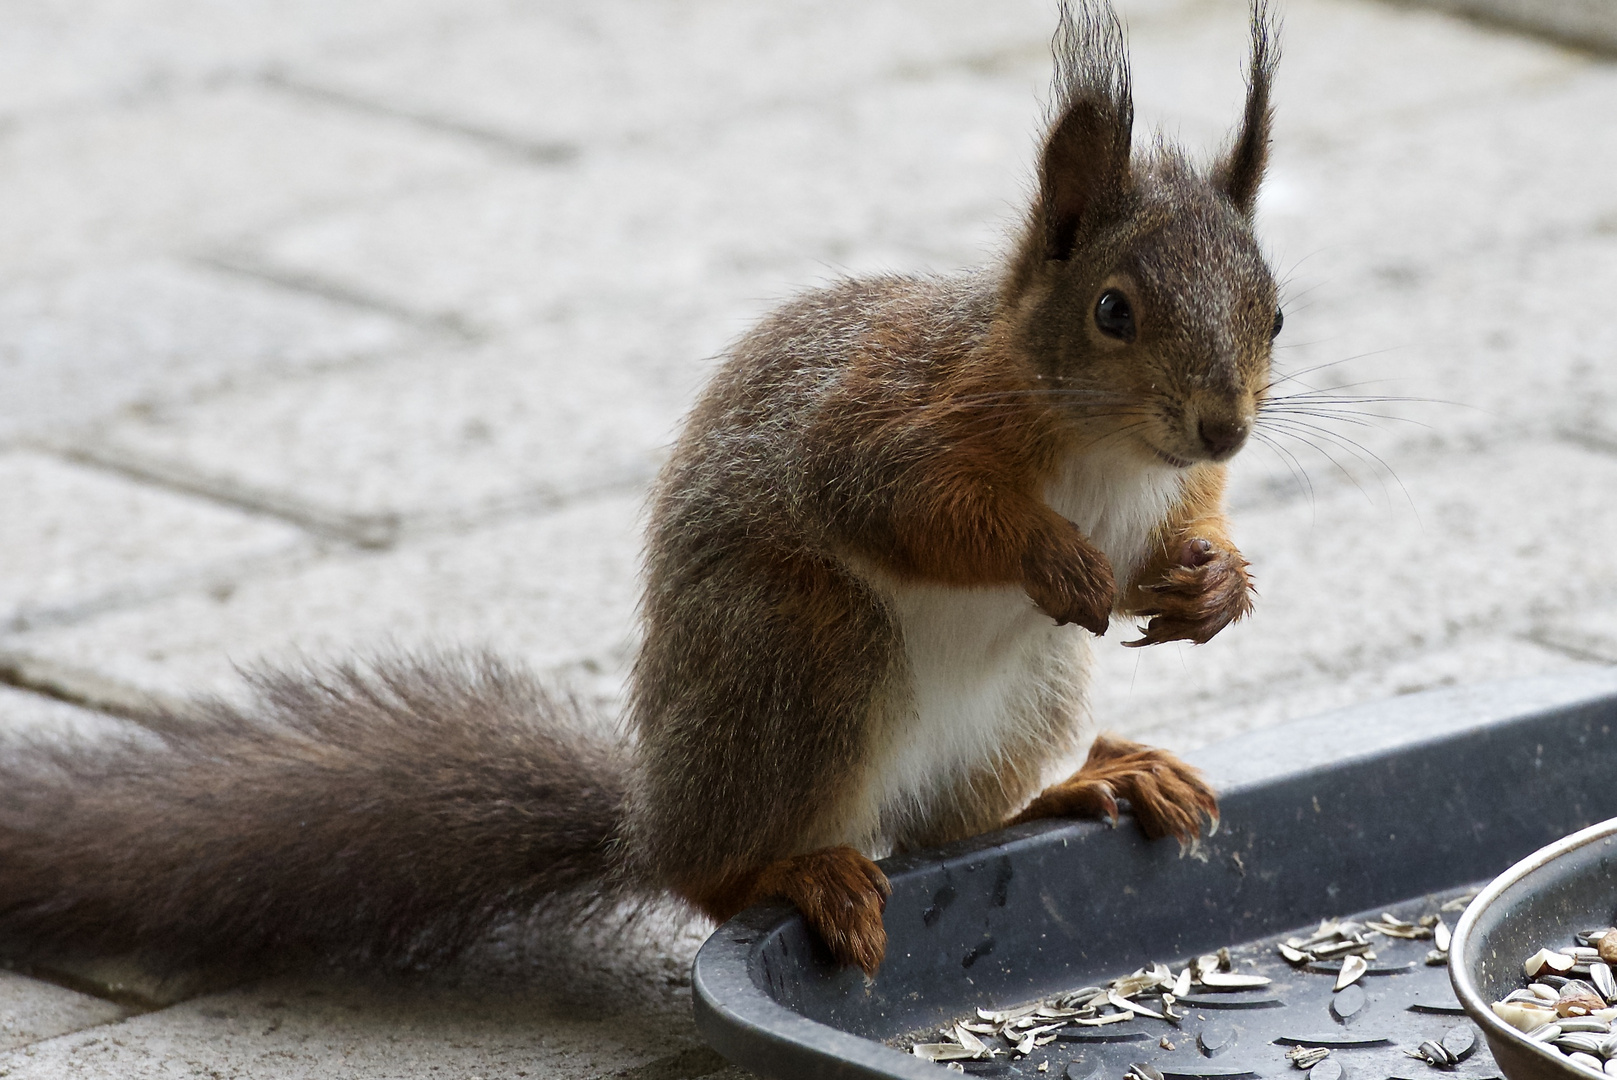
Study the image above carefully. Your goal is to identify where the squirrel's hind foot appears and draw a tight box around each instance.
[690,846,891,977]
[1009,732,1218,846]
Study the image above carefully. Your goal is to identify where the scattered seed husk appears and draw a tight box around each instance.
[1033,1007,1083,1021]
[1173,966,1193,998]
[1125,1065,1165,1080]
[1335,954,1368,991]
[1278,943,1310,964]
[1287,1046,1330,1069]
[977,1003,1040,1024]
[1312,938,1375,959]
[1426,950,1449,966]
[1441,890,1480,913]
[1199,971,1271,990]
[1113,971,1162,997]
[954,1025,989,1055]
[1433,919,1451,953]
[1412,1039,1456,1067]
[913,1043,980,1061]
[1072,1012,1136,1027]
[1055,987,1108,1009]
[1108,990,1165,1019]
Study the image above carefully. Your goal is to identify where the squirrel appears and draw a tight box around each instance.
[0,0,1277,981]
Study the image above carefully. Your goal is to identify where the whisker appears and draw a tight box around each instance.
[1259,417,1414,512]
[1249,429,1316,511]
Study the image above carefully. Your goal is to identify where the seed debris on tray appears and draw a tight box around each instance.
[1287,1045,1331,1068]
[905,896,1470,1070]
[905,945,1272,1060]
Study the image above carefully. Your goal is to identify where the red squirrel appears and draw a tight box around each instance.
[0,0,1276,980]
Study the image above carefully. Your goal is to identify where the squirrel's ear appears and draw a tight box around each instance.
[1036,0,1133,262]
[1214,1,1279,219]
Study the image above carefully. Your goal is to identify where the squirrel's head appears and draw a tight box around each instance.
[1005,0,1280,469]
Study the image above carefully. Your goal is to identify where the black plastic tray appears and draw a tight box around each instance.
[692,671,1617,1080]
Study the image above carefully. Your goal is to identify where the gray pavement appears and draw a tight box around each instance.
[1,0,1614,1076]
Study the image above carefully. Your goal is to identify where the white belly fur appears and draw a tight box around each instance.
[845,448,1184,855]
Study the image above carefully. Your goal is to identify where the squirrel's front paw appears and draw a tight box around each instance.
[1125,537,1252,647]
[1009,733,1218,845]
[750,846,891,977]
[1022,525,1115,635]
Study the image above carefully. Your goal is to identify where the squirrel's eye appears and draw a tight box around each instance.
[1271,308,1284,339]
[1094,289,1135,342]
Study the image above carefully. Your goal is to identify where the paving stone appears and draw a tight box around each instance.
[1089,438,1617,737]
[1218,227,1617,503]
[0,450,309,634]
[0,261,415,444]
[1127,0,1576,141]
[0,0,510,120]
[276,0,1057,152]
[0,970,127,1053]
[4,493,644,703]
[0,971,701,1080]
[1533,604,1617,666]
[1108,634,1601,754]
[230,78,1042,341]
[76,330,682,532]
[0,83,502,283]
[1261,57,1617,293]
[1408,0,1617,52]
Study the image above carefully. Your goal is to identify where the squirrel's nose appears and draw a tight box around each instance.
[1198,417,1249,458]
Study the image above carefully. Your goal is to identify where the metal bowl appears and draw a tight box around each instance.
[1451,816,1617,1080]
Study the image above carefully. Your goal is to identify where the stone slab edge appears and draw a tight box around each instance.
[1402,0,1617,53]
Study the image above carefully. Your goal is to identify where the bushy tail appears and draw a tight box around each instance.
[0,651,637,971]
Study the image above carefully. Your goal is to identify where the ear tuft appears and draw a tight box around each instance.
[1037,0,1134,262]
[1214,0,1280,219]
